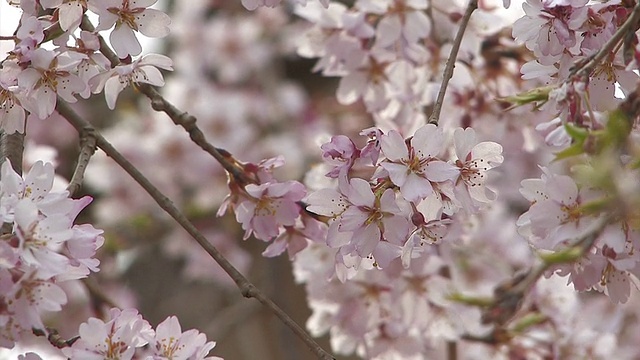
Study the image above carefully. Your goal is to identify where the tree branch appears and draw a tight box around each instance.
[428,0,478,125]
[136,84,254,186]
[55,101,336,360]
[66,127,97,197]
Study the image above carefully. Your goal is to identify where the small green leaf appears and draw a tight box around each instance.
[512,313,547,333]
[564,123,589,142]
[539,247,583,264]
[448,293,494,307]
[497,86,553,110]
[554,142,585,160]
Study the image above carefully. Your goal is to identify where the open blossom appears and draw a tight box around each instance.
[90,53,173,109]
[63,308,154,360]
[0,63,27,134]
[16,48,85,119]
[235,180,306,241]
[150,315,222,360]
[452,127,503,212]
[40,0,86,32]
[380,124,458,202]
[512,0,588,62]
[92,0,171,58]
[63,309,222,359]
[306,177,410,261]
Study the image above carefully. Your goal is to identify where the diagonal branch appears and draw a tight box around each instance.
[428,0,478,125]
[55,101,336,360]
[136,84,254,186]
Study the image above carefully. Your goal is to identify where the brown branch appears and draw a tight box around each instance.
[1,132,25,175]
[79,17,254,186]
[136,84,254,186]
[32,327,79,348]
[66,127,97,197]
[428,0,478,125]
[480,215,612,327]
[55,101,336,360]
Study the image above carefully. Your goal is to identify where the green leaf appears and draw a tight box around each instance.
[497,86,553,110]
[554,142,585,160]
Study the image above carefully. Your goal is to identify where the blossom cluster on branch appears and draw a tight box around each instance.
[3,0,640,358]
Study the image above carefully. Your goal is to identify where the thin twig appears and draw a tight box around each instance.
[32,327,79,348]
[136,84,254,186]
[55,101,336,360]
[66,127,97,197]
[428,0,478,125]
[79,18,254,186]
[480,214,612,327]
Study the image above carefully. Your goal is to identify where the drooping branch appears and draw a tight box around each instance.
[474,214,612,338]
[55,101,336,360]
[136,84,254,186]
[428,0,478,125]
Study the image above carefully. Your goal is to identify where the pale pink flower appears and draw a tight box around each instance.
[337,178,409,256]
[234,180,306,241]
[90,53,173,109]
[150,316,221,360]
[40,0,86,31]
[14,200,73,278]
[357,0,431,47]
[452,127,503,211]
[512,0,588,61]
[381,124,458,202]
[63,308,154,360]
[0,67,27,134]
[262,216,326,259]
[321,135,360,178]
[17,49,85,119]
[92,0,171,58]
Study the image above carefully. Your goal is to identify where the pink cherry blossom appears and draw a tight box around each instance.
[151,315,221,360]
[40,0,86,32]
[380,124,458,202]
[63,308,153,360]
[234,180,306,241]
[90,53,173,109]
[17,49,85,119]
[92,0,171,58]
[452,127,504,212]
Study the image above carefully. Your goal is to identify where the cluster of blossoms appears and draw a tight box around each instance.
[218,123,503,279]
[0,0,173,133]
[294,0,511,133]
[0,160,104,347]
[518,166,640,303]
[513,0,640,146]
[63,308,221,360]
[306,124,503,280]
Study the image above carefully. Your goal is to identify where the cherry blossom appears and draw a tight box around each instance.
[16,49,85,119]
[150,315,222,360]
[380,124,458,202]
[90,53,173,109]
[92,0,171,58]
[452,127,504,211]
[40,0,86,32]
[234,180,307,241]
